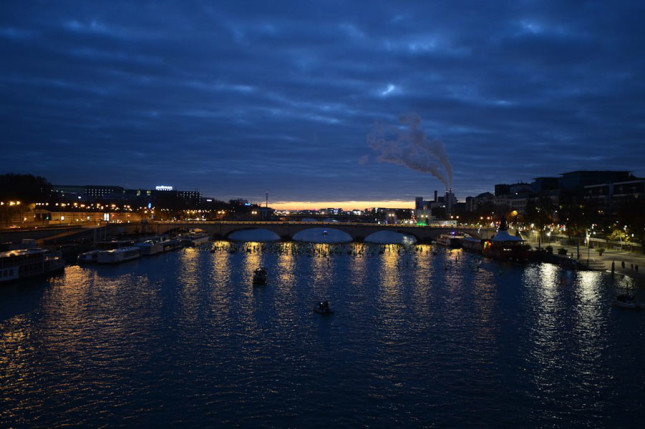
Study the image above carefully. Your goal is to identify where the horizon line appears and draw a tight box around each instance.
[269,200,415,211]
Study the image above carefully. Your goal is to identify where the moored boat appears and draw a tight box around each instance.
[435,233,463,249]
[462,236,484,253]
[482,217,530,262]
[0,248,65,284]
[78,249,100,264]
[134,239,164,256]
[160,237,183,252]
[97,247,141,264]
[180,230,211,247]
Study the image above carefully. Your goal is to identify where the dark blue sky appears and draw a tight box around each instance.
[2,1,644,208]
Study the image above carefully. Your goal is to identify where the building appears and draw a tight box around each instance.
[465,170,641,219]
[584,179,645,215]
[53,184,201,209]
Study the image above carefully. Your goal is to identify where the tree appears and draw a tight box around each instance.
[615,198,645,247]
[524,196,555,229]
[0,173,53,203]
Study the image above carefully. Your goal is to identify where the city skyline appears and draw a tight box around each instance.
[2,1,645,208]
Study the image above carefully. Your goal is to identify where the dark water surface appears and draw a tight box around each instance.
[1,242,644,427]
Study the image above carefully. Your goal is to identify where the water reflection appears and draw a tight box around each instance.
[178,247,202,324]
[470,264,498,344]
[209,241,233,325]
[276,242,296,288]
[376,247,404,342]
[572,271,607,379]
[242,243,263,286]
[311,244,335,298]
[1,245,643,427]
[411,244,433,319]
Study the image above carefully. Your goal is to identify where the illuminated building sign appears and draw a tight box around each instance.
[155,185,173,191]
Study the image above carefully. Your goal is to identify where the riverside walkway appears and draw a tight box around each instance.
[526,238,645,283]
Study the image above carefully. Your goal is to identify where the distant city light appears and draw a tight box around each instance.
[155,185,173,191]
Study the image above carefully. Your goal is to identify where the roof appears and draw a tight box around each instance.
[491,229,524,242]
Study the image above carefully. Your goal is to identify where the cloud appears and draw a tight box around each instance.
[0,0,644,203]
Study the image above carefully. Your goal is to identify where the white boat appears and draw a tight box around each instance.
[78,249,100,263]
[435,233,463,248]
[160,238,183,251]
[97,247,141,264]
[613,293,642,310]
[0,248,65,284]
[134,239,164,256]
[180,231,211,247]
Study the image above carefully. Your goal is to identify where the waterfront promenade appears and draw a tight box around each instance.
[525,237,645,283]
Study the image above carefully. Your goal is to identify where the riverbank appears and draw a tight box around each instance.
[526,238,645,285]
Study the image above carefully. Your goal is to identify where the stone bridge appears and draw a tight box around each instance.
[146,221,495,243]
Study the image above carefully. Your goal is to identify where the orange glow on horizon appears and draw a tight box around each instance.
[270,200,414,211]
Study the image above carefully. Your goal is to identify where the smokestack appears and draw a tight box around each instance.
[446,188,453,217]
[265,192,268,208]
[434,190,438,202]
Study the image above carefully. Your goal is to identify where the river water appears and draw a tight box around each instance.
[1,239,644,427]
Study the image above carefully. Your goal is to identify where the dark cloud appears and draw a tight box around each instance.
[1,0,644,205]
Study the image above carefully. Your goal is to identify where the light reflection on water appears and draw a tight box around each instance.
[1,242,644,427]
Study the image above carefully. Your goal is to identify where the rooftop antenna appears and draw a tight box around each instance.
[265,192,269,208]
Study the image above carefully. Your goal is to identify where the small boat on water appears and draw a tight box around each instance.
[252,267,267,286]
[97,247,141,264]
[313,300,332,314]
[0,248,65,284]
[613,293,641,310]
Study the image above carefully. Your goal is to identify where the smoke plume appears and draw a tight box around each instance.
[367,113,453,191]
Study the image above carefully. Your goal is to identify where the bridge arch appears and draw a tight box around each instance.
[292,227,352,243]
[226,228,281,242]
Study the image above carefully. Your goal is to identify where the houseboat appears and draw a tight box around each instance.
[462,236,484,253]
[0,248,65,284]
[435,233,464,249]
[78,249,100,264]
[134,239,165,256]
[97,247,141,264]
[160,237,183,252]
[180,230,211,247]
